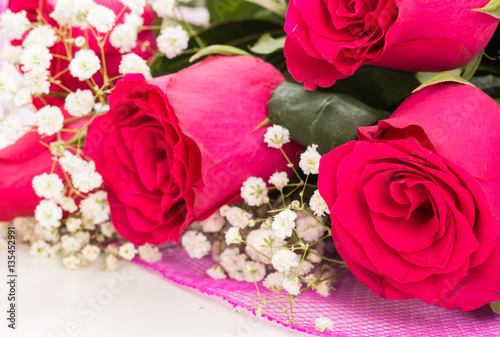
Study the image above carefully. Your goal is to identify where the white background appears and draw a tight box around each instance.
[0,245,307,337]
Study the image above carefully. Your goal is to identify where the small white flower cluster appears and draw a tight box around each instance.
[157,25,189,59]
[174,125,344,322]
[110,10,145,54]
[241,177,268,207]
[264,125,291,149]
[58,150,103,194]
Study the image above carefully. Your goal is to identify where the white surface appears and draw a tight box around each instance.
[0,245,307,337]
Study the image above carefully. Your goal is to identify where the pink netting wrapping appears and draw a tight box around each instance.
[134,246,500,336]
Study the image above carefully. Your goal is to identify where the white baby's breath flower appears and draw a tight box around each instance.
[119,0,146,14]
[200,211,225,233]
[207,264,227,280]
[80,191,110,224]
[124,12,143,28]
[24,69,50,94]
[282,276,301,296]
[75,36,86,47]
[72,166,103,193]
[219,247,247,273]
[53,195,78,213]
[299,144,321,175]
[65,218,83,233]
[246,229,285,264]
[315,317,333,333]
[225,227,242,245]
[65,89,94,117]
[157,25,189,59]
[23,25,58,48]
[36,106,64,136]
[241,177,268,207]
[105,244,119,255]
[30,240,51,257]
[263,125,290,149]
[223,206,252,229]
[32,173,64,199]
[63,255,81,270]
[151,0,176,18]
[309,189,330,217]
[118,53,151,78]
[103,254,119,271]
[0,113,25,148]
[268,171,289,190]
[50,0,97,28]
[243,262,266,283]
[291,260,314,276]
[272,209,297,240]
[35,200,63,229]
[14,88,32,107]
[75,231,90,247]
[0,10,30,40]
[110,24,138,53]
[69,49,101,81]
[263,272,284,292]
[296,211,326,243]
[20,45,52,72]
[61,235,82,253]
[315,280,334,297]
[118,242,137,260]
[2,45,23,65]
[181,231,211,259]
[48,243,63,259]
[86,5,116,33]
[0,71,18,102]
[307,248,323,264]
[34,223,60,243]
[271,249,300,273]
[138,244,162,263]
[100,222,116,237]
[82,244,100,262]
[59,151,86,175]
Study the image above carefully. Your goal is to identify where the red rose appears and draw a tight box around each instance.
[84,56,302,244]
[318,82,500,310]
[8,0,157,92]
[284,0,499,89]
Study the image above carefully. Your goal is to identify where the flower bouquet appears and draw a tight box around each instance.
[0,0,500,335]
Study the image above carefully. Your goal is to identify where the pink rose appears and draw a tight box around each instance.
[84,56,302,245]
[0,99,88,221]
[8,0,157,93]
[318,82,500,310]
[285,0,499,89]
[0,132,58,221]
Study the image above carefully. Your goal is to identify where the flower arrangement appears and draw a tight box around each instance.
[0,0,500,335]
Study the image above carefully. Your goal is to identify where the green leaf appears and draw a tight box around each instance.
[249,33,286,54]
[189,45,250,62]
[474,0,500,19]
[268,82,390,154]
[490,301,500,314]
[461,52,483,81]
[413,72,474,93]
[470,74,500,97]
[245,0,287,17]
[206,0,262,22]
[331,65,420,110]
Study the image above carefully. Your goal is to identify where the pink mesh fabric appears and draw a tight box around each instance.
[134,246,500,336]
